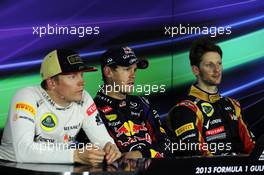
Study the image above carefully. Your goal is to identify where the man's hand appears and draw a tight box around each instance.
[103,142,122,164]
[74,144,105,165]
[122,150,143,159]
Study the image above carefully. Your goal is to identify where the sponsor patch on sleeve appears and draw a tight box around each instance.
[15,102,36,116]
[175,122,194,136]
[86,103,97,116]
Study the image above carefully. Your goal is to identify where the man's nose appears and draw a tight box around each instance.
[214,64,222,73]
[78,74,85,86]
[130,72,135,79]
[130,69,136,78]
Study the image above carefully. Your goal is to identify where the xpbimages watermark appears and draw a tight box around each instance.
[31,142,100,153]
[165,141,232,154]
[164,24,232,38]
[99,82,166,95]
[32,24,100,37]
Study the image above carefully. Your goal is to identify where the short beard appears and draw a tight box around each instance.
[199,73,221,87]
[203,79,220,86]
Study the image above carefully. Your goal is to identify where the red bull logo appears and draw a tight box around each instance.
[117,133,152,147]
[115,120,147,137]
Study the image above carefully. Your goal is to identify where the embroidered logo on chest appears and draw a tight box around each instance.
[40,113,58,132]
[201,103,214,117]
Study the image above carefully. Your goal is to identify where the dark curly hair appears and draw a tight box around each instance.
[189,38,222,67]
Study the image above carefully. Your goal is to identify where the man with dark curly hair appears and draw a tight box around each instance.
[167,39,255,156]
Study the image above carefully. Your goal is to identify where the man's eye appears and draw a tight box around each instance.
[69,75,76,79]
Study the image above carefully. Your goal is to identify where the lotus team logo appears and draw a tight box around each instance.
[40,113,58,132]
[201,103,214,117]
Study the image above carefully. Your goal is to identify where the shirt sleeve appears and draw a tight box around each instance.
[228,98,255,154]
[167,100,211,156]
[138,96,173,158]
[81,91,115,149]
[7,87,74,163]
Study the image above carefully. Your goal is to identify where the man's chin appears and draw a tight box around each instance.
[124,86,134,94]
[73,97,83,102]
[210,78,221,85]
[206,80,221,86]
[121,90,133,95]
[211,83,221,87]
[215,80,221,85]
[123,92,132,95]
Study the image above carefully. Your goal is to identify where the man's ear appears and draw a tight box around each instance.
[192,65,200,76]
[103,66,113,78]
[46,78,56,90]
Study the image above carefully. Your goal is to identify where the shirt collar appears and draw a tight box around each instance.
[188,84,221,103]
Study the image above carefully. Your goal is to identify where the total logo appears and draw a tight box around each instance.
[86,103,97,116]
[115,120,147,137]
